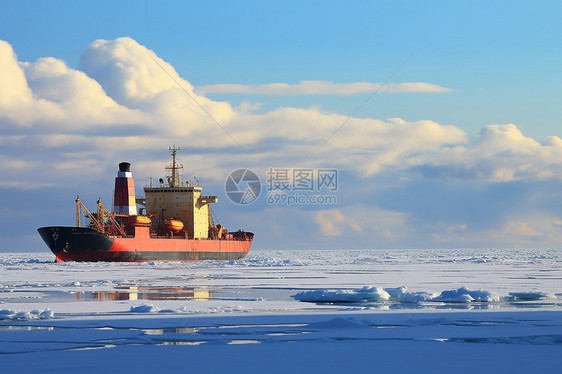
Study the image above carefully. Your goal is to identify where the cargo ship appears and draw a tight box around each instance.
[37,147,253,262]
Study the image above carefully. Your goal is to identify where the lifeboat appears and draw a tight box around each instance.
[128,215,152,227]
[165,218,184,232]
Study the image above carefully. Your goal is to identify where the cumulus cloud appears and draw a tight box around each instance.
[429,215,562,246]
[315,209,362,237]
[195,80,453,96]
[0,40,145,131]
[0,40,59,126]
[0,40,32,106]
[78,37,234,137]
[414,124,562,182]
[1,36,562,191]
[330,205,413,242]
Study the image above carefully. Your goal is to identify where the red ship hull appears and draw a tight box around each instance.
[38,226,252,263]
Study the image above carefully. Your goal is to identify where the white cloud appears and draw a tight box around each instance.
[78,37,234,137]
[0,181,56,190]
[79,37,191,104]
[312,205,415,242]
[0,40,61,127]
[0,40,32,106]
[0,40,146,131]
[315,209,361,237]
[478,124,541,155]
[430,215,562,246]
[195,80,453,96]
[22,57,146,128]
[413,123,562,182]
[1,36,562,192]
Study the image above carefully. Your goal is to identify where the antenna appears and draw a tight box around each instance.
[165,145,183,187]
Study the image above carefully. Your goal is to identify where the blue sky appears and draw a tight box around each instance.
[1,1,562,251]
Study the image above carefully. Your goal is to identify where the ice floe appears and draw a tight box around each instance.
[0,308,54,320]
[130,304,160,313]
[384,286,437,302]
[508,292,556,300]
[293,286,390,303]
[293,286,500,304]
[433,287,500,303]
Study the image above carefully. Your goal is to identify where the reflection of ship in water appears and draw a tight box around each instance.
[75,286,210,301]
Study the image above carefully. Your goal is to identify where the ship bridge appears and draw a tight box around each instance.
[137,147,218,239]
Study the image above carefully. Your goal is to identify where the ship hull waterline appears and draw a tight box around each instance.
[38,226,252,262]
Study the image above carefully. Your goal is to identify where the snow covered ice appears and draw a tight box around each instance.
[293,285,500,303]
[0,248,561,373]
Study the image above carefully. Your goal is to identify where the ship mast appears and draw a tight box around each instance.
[165,145,183,187]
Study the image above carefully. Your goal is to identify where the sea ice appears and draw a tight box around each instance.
[0,308,54,320]
[508,292,556,300]
[434,287,500,303]
[384,286,437,302]
[0,249,560,373]
[293,286,390,303]
[306,317,370,329]
[293,286,501,304]
[130,304,160,313]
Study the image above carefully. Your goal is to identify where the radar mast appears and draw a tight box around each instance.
[165,145,183,187]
